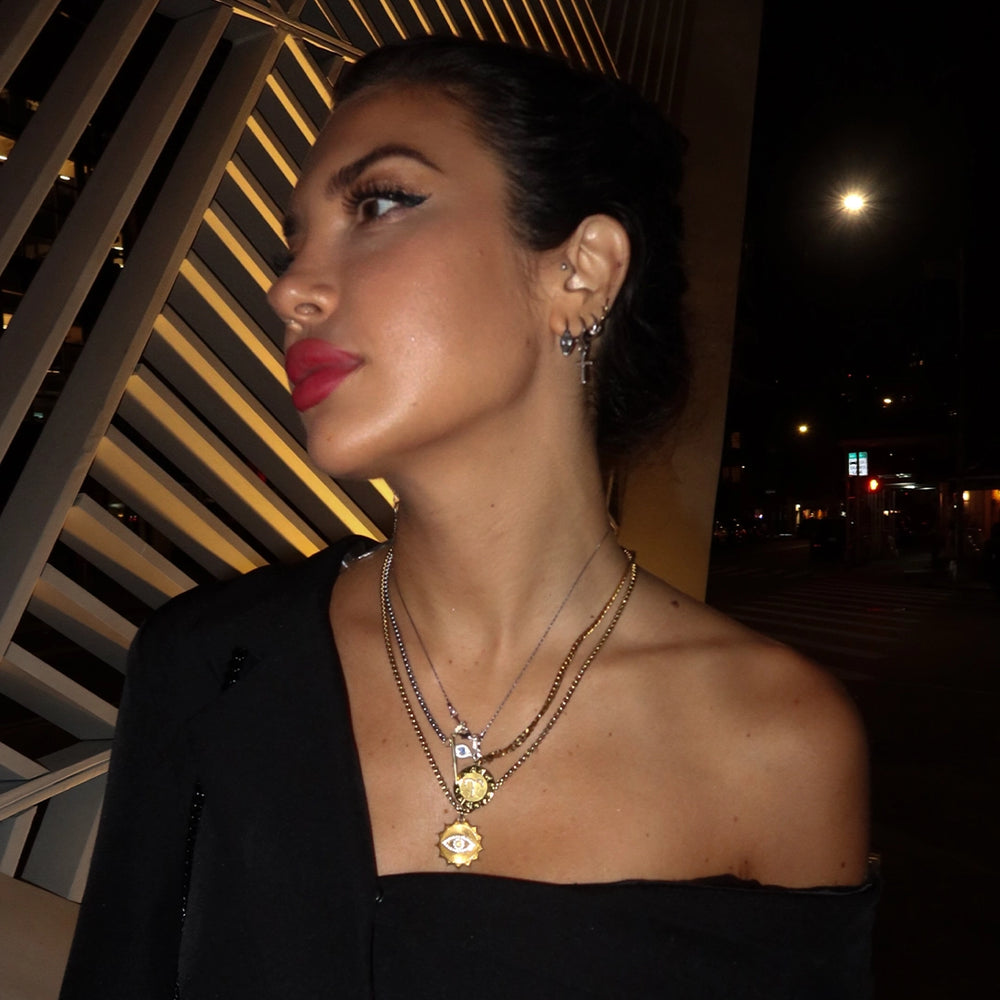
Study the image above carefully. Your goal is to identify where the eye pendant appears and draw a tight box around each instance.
[438,817,483,867]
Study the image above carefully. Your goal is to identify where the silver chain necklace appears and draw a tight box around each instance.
[387,527,610,747]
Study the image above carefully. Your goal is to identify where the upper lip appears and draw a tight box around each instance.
[284,338,363,385]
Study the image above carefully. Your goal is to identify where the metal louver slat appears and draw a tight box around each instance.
[0,642,116,740]
[27,564,137,674]
[0,0,201,460]
[0,24,281,656]
[91,427,268,579]
[0,0,159,275]
[119,366,327,561]
[60,494,196,609]
[0,0,62,91]
[145,308,384,540]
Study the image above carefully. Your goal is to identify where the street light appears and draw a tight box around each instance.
[841,191,867,213]
[797,424,809,435]
[827,183,877,232]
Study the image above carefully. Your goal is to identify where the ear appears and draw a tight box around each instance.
[546,215,630,337]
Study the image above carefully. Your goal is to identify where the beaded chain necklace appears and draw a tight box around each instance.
[379,545,637,867]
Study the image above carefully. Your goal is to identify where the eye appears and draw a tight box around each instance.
[344,184,427,223]
[359,194,398,221]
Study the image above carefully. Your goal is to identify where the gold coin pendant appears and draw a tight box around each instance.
[454,765,496,810]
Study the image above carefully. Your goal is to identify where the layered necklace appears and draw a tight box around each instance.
[379,541,638,867]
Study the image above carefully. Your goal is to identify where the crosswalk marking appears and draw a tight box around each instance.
[748,597,920,624]
[752,631,888,661]
[803,582,948,605]
[737,607,910,635]
[717,579,952,666]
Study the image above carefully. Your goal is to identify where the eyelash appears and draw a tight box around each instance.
[342,182,428,222]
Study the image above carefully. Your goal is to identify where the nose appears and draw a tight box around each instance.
[267,258,338,339]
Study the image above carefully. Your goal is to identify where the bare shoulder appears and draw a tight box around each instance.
[616,570,870,887]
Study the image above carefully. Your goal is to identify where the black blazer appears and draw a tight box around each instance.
[62,539,379,997]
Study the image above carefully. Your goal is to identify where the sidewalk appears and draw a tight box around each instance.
[833,549,998,997]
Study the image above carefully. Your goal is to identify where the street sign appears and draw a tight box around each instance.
[847,450,869,476]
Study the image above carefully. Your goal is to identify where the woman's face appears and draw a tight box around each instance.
[268,84,551,481]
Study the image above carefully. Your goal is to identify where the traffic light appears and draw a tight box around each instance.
[868,477,881,493]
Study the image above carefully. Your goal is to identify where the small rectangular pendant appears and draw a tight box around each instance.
[450,727,480,784]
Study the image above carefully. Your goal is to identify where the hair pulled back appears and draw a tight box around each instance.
[334,37,688,468]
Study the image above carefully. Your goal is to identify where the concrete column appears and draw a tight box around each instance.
[619,0,763,599]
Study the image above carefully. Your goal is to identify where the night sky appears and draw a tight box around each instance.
[724,1,980,508]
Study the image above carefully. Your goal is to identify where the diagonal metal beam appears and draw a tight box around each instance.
[213,0,364,54]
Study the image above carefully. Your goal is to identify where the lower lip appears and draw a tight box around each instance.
[291,365,358,411]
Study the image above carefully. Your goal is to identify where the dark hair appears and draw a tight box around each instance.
[334,37,688,468]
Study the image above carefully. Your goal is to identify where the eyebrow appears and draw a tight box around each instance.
[326,143,442,197]
[282,143,441,240]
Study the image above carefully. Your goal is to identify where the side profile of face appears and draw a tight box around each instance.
[268,84,556,483]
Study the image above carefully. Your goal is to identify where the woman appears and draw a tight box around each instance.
[62,37,876,998]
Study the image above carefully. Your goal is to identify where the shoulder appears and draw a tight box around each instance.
[622,572,870,887]
[709,636,870,887]
[125,537,368,705]
[138,536,367,646]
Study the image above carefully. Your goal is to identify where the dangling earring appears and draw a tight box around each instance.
[577,317,595,384]
[573,301,609,385]
[559,323,576,357]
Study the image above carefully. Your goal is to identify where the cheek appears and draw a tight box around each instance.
[342,216,535,381]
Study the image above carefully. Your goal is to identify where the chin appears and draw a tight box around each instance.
[307,444,375,482]
[303,426,390,483]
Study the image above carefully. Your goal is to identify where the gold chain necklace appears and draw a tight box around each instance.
[379,547,638,867]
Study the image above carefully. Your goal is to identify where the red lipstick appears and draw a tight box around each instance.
[284,338,362,411]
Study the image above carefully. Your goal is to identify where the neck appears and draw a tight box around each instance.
[383,436,626,673]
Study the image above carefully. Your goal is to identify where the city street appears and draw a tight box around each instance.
[708,538,998,997]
